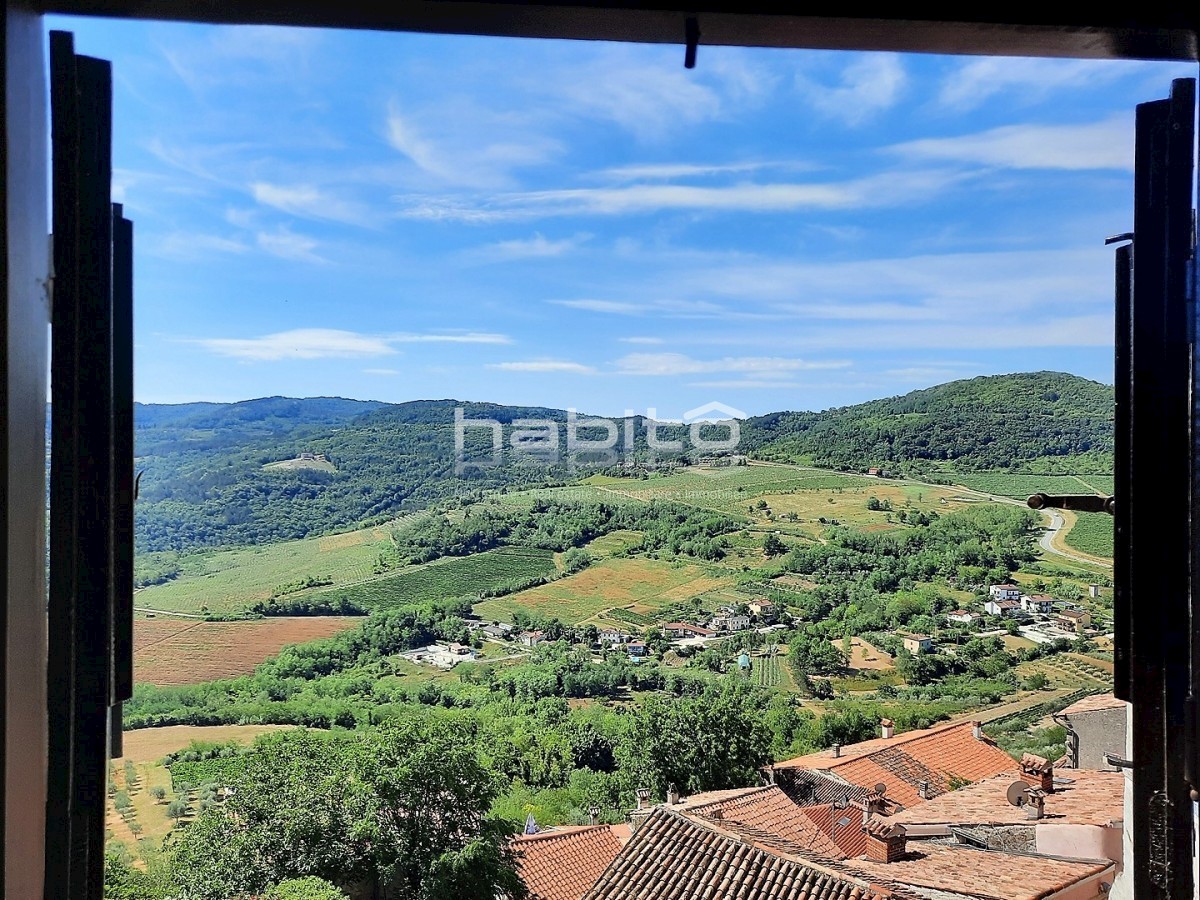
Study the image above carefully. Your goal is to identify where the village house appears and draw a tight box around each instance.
[521,630,547,648]
[1056,608,1092,633]
[1021,593,1056,614]
[1055,694,1128,770]
[598,629,630,645]
[747,598,779,622]
[708,610,751,632]
[946,610,980,625]
[984,598,1021,617]
[627,641,648,658]
[770,720,1016,811]
[663,622,716,640]
[481,622,514,641]
[900,634,933,654]
[890,768,1124,869]
[989,584,1022,601]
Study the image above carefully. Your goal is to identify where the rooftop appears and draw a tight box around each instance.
[842,840,1113,900]
[581,808,885,900]
[672,785,843,858]
[513,824,631,900]
[890,770,1124,827]
[1059,693,1126,717]
[772,721,1017,809]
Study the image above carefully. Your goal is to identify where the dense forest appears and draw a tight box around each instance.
[743,371,1113,473]
[131,371,1112,553]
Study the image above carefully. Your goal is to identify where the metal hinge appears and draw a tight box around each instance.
[1026,493,1115,515]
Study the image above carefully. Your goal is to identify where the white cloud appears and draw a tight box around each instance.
[620,336,665,345]
[191,328,509,360]
[256,228,327,263]
[595,162,788,182]
[489,360,597,374]
[938,58,1141,112]
[797,54,907,126]
[154,232,250,260]
[395,169,968,222]
[551,298,730,318]
[251,182,374,226]
[473,233,590,262]
[614,352,850,376]
[194,328,397,361]
[890,117,1133,171]
[391,332,512,344]
[363,368,402,376]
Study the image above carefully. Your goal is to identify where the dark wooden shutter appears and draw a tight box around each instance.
[45,30,133,900]
[1115,76,1197,900]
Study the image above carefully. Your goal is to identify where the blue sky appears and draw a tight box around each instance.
[50,19,1197,416]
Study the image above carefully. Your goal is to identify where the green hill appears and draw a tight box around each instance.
[133,372,1112,553]
[743,372,1112,474]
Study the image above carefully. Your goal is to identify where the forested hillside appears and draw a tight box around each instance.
[743,372,1112,473]
[133,372,1112,553]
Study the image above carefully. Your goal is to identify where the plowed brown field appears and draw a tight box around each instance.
[133,616,361,685]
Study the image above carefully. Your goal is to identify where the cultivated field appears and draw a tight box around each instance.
[474,556,732,624]
[134,616,362,685]
[116,724,294,763]
[836,636,895,672]
[1061,510,1114,559]
[312,547,557,610]
[136,520,402,615]
[952,473,1109,501]
[584,529,644,557]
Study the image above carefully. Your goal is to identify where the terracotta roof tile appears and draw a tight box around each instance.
[801,804,872,859]
[581,808,888,900]
[514,825,628,900]
[677,785,843,858]
[774,722,1016,809]
[842,842,1113,900]
[1060,693,1126,716]
[891,770,1125,827]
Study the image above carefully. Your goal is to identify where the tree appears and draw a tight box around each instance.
[762,533,786,557]
[149,785,167,802]
[167,799,188,822]
[265,877,350,900]
[169,726,525,900]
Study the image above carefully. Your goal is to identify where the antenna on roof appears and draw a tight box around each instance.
[1006,780,1033,807]
[873,783,887,796]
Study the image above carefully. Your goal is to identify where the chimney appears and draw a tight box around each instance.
[832,743,842,758]
[971,721,983,741]
[667,784,680,806]
[708,807,724,821]
[1020,753,1054,793]
[862,792,885,820]
[635,787,651,810]
[589,806,600,826]
[863,820,907,863]
[917,780,930,800]
[880,718,895,739]
[767,766,776,785]
[1024,788,1046,820]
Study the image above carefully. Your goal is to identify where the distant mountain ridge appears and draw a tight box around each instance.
[133,372,1112,553]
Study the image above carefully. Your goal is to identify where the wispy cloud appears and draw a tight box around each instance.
[251,182,375,227]
[392,332,511,344]
[796,53,907,126]
[551,298,730,318]
[613,352,850,376]
[153,231,251,260]
[620,336,665,345]
[255,227,327,263]
[489,360,597,374]
[396,168,969,222]
[937,58,1141,112]
[471,233,590,262]
[191,328,510,360]
[194,328,398,361]
[594,161,797,182]
[890,117,1133,171]
[363,368,402,376]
